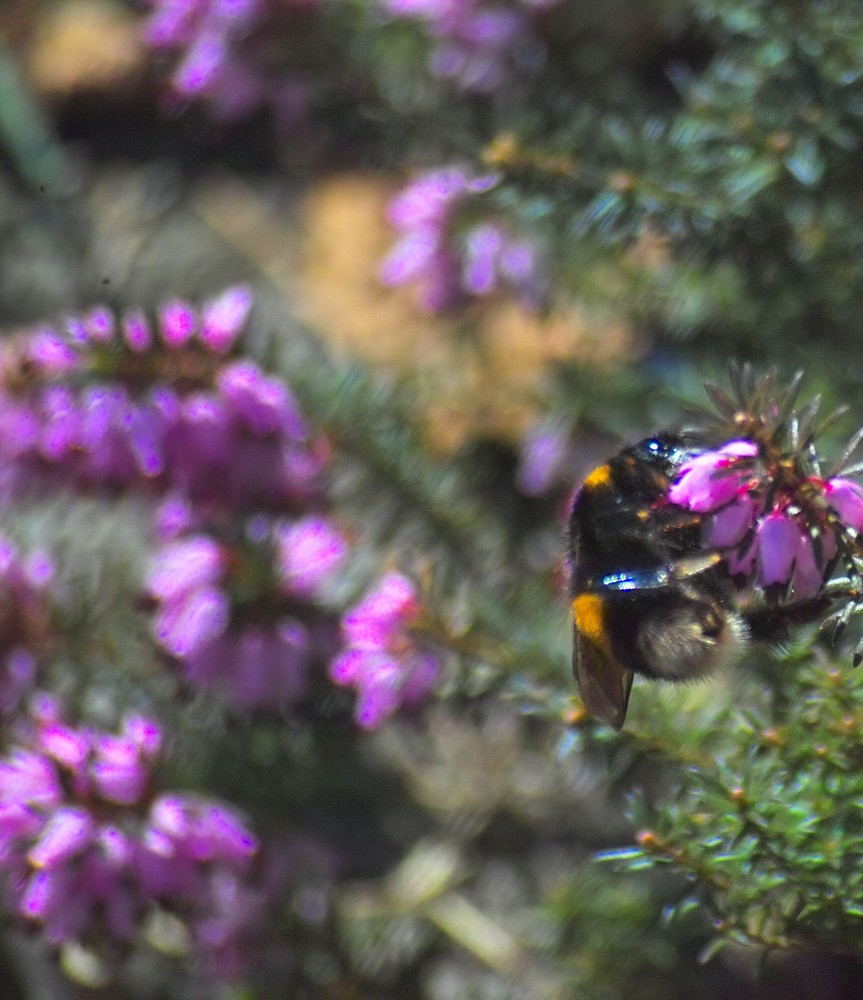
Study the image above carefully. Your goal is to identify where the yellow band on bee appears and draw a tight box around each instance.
[582,464,612,489]
[572,594,613,659]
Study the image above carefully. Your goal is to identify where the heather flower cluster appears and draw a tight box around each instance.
[0,288,327,512]
[668,438,863,600]
[0,703,257,972]
[384,0,561,93]
[330,572,440,728]
[147,513,346,708]
[142,0,317,128]
[380,167,546,312]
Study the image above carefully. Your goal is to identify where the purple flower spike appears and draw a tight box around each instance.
[381,166,541,311]
[0,707,259,968]
[353,656,401,729]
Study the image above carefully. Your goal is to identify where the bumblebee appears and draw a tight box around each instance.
[568,436,747,730]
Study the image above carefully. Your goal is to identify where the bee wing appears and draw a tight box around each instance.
[572,623,633,731]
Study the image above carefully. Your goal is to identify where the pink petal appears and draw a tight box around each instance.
[825,477,863,531]
[756,511,799,586]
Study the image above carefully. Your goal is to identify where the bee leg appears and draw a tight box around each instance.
[742,595,834,642]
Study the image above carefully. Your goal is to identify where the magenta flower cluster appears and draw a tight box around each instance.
[330,572,440,729]
[380,167,546,312]
[147,513,346,708]
[0,288,326,512]
[142,0,316,128]
[668,439,863,598]
[384,0,561,93]
[0,702,257,969]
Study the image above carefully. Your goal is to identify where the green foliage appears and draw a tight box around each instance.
[346,0,863,351]
[600,648,863,958]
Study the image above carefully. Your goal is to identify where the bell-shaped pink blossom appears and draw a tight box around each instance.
[824,477,863,531]
[756,511,799,587]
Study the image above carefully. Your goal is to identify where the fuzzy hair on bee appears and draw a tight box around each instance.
[568,435,748,730]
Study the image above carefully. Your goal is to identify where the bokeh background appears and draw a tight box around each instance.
[1,1,863,998]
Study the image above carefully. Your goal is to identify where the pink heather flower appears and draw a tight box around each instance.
[154,494,199,541]
[341,572,419,649]
[84,307,115,344]
[791,530,829,600]
[143,0,263,84]
[386,167,481,228]
[330,573,439,728]
[149,517,343,709]
[667,433,858,597]
[755,511,799,587]
[142,0,199,47]
[28,330,79,376]
[91,732,155,806]
[159,299,198,348]
[517,423,570,496]
[0,290,334,512]
[824,477,863,531]
[217,360,308,438]
[276,517,347,597]
[0,709,257,966]
[174,28,228,95]
[668,440,758,512]
[28,807,95,870]
[122,310,152,353]
[147,535,224,604]
[148,534,232,659]
[154,585,231,658]
[709,494,756,548]
[381,167,544,312]
[182,620,314,709]
[200,285,252,353]
[385,0,559,93]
